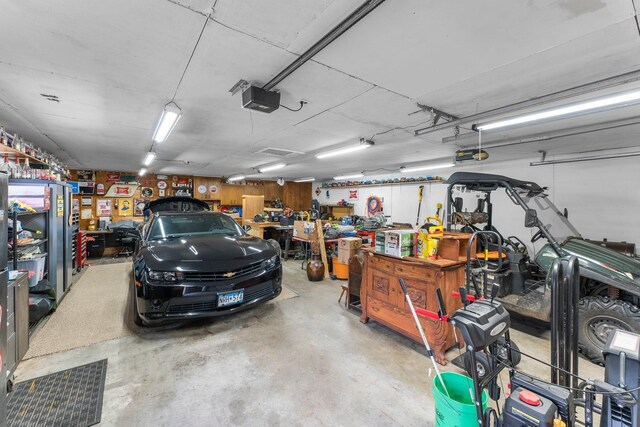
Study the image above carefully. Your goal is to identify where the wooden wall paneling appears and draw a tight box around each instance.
[283,182,312,210]
[220,184,245,205]
[241,195,265,224]
[263,181,282,201]
[194,176,222,200]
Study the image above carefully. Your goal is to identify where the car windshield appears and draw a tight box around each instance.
[148,214,243,240]
[519,192,581,243]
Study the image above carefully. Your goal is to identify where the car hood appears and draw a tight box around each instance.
[561,238,640,285]
[140,234,277,271]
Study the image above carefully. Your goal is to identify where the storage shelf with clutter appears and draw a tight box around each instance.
[0,126,71,180]
[321,176,443,188]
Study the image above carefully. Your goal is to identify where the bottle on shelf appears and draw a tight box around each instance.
[0,154,10,175]
[13,158,21,179]
[23,158,32,179]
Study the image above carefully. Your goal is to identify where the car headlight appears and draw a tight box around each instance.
[262,254,280,270]
[148,271,184,283]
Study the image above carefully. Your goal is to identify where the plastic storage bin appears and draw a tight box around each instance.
[10,255,46,287]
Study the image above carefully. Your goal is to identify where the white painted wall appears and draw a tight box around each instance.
[313,155,640,253]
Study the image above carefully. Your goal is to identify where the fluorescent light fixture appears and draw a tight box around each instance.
[258,163,286,173]
[333,173,364,180]
[228,175,245,182]
[400,162,455,173]
[153,102,182,143]
[476,89,640,131]
[316,140,373,159]
[294,177,315,182]
[143,151,156,166]
[138,168,147,176]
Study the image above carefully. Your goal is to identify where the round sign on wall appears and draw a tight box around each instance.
[157,181,167,190]
[209,185,218,194]
[197,184,207,194]
[141,187,153,198]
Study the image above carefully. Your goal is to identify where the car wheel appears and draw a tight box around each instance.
[578,296,640,364]
[132,283,144,327]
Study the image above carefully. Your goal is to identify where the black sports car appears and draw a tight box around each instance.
[130,210,282,326]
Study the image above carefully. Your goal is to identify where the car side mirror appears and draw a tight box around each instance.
[127,229,142,239]
[242,225,252,232]
[524,209,538,228]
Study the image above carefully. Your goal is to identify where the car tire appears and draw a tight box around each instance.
[132,283,144,327]
[578,296,640,364]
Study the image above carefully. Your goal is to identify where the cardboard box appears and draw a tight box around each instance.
[385,230,415,257]
[339,237,362,252]
[293,220,316,240]
[338,237,362,264]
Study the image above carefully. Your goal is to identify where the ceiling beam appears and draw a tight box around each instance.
[262,0,387,91]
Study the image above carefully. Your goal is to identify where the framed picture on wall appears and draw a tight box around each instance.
[81,197,92,206]
[78,182,95,194]
[133,198,146,216]
[120,198,133,215]
[77,170,95,182]
[96,199,111,217]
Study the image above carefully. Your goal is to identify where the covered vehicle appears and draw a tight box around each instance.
[130,211,282,325]
[446,172,640,363]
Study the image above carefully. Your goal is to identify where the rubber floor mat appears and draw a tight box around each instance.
[7,359,107,427]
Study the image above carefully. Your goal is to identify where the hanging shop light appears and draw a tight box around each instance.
[475,89,640,131]
[138,168,147,176]
[153,102,182,143]
[258,163,286,173]
[228,175,245,182]
[294,177,316,182]
[143,151,156,166]
[316,139,373,159]
[333,173,364,180]
[400,162,454,173]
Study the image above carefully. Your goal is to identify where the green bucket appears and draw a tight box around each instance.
[432,372,488,426]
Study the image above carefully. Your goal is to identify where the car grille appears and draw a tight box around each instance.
[184,260,264,282]
[166,301,217,314]
[244,282,274,301]
[165,281,274,315]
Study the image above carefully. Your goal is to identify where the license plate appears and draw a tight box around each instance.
[217,290,244,307]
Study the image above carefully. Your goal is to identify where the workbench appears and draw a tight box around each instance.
[360,246,469,365]
[242,221,280,239]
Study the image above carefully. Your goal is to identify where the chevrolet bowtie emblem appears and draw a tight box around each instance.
[223,272,236,278]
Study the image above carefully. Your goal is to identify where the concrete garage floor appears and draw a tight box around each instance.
[16,260,603,426]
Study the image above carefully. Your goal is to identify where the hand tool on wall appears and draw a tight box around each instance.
[416,185,424,225]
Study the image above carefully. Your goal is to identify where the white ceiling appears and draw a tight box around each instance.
[1,0,640,180]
